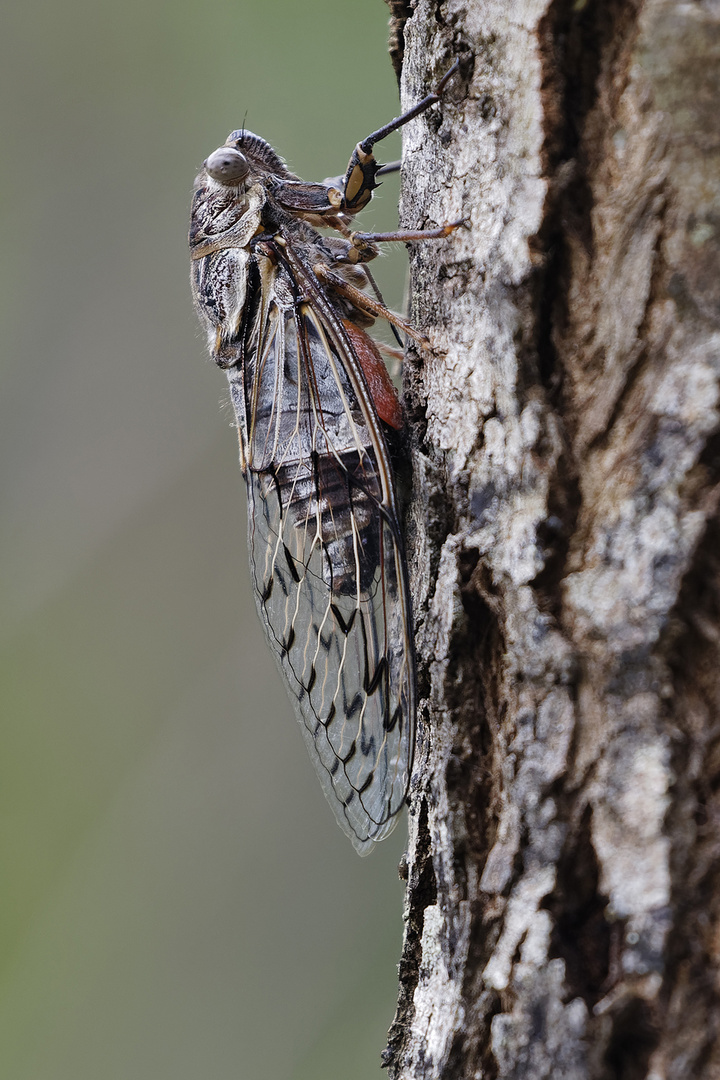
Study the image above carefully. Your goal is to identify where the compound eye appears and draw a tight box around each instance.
[204,147,249,184]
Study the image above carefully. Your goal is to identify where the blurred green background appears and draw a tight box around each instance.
[0,2,411,1076]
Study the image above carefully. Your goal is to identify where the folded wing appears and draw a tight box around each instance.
[227,266,414,854]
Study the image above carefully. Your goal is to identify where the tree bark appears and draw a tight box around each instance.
[383,1,720,1077]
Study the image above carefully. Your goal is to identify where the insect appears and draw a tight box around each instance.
[189,62,460,854]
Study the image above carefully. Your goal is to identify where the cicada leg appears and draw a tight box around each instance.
[323,222,465,267]
[347,222,465,261]
[313,263,429,347]
[341,59,461,213]
[321,220,465,347]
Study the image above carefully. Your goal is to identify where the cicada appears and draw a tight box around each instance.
[189,63,459,854]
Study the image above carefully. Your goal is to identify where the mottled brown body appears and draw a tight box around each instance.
[188,65,459,853]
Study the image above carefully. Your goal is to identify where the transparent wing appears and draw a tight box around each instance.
[227,265,415,854]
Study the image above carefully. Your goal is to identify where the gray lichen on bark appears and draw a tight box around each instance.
[383,1,720,1078]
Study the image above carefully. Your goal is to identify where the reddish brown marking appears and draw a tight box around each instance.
[342,320,403,430]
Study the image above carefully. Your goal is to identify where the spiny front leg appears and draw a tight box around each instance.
[340,59,461,213]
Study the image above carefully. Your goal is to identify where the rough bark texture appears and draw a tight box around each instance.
[383,1,720,1077]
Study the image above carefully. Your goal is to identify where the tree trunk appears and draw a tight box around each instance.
[382,1,720,1077]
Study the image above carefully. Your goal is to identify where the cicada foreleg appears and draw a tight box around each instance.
[273,61,461,231]
[340,58,461,214]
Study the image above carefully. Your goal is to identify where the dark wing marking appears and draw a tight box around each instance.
[226,246,415,854]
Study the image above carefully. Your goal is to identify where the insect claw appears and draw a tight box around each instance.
[375,160,401,178]
[435,57,462,94]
